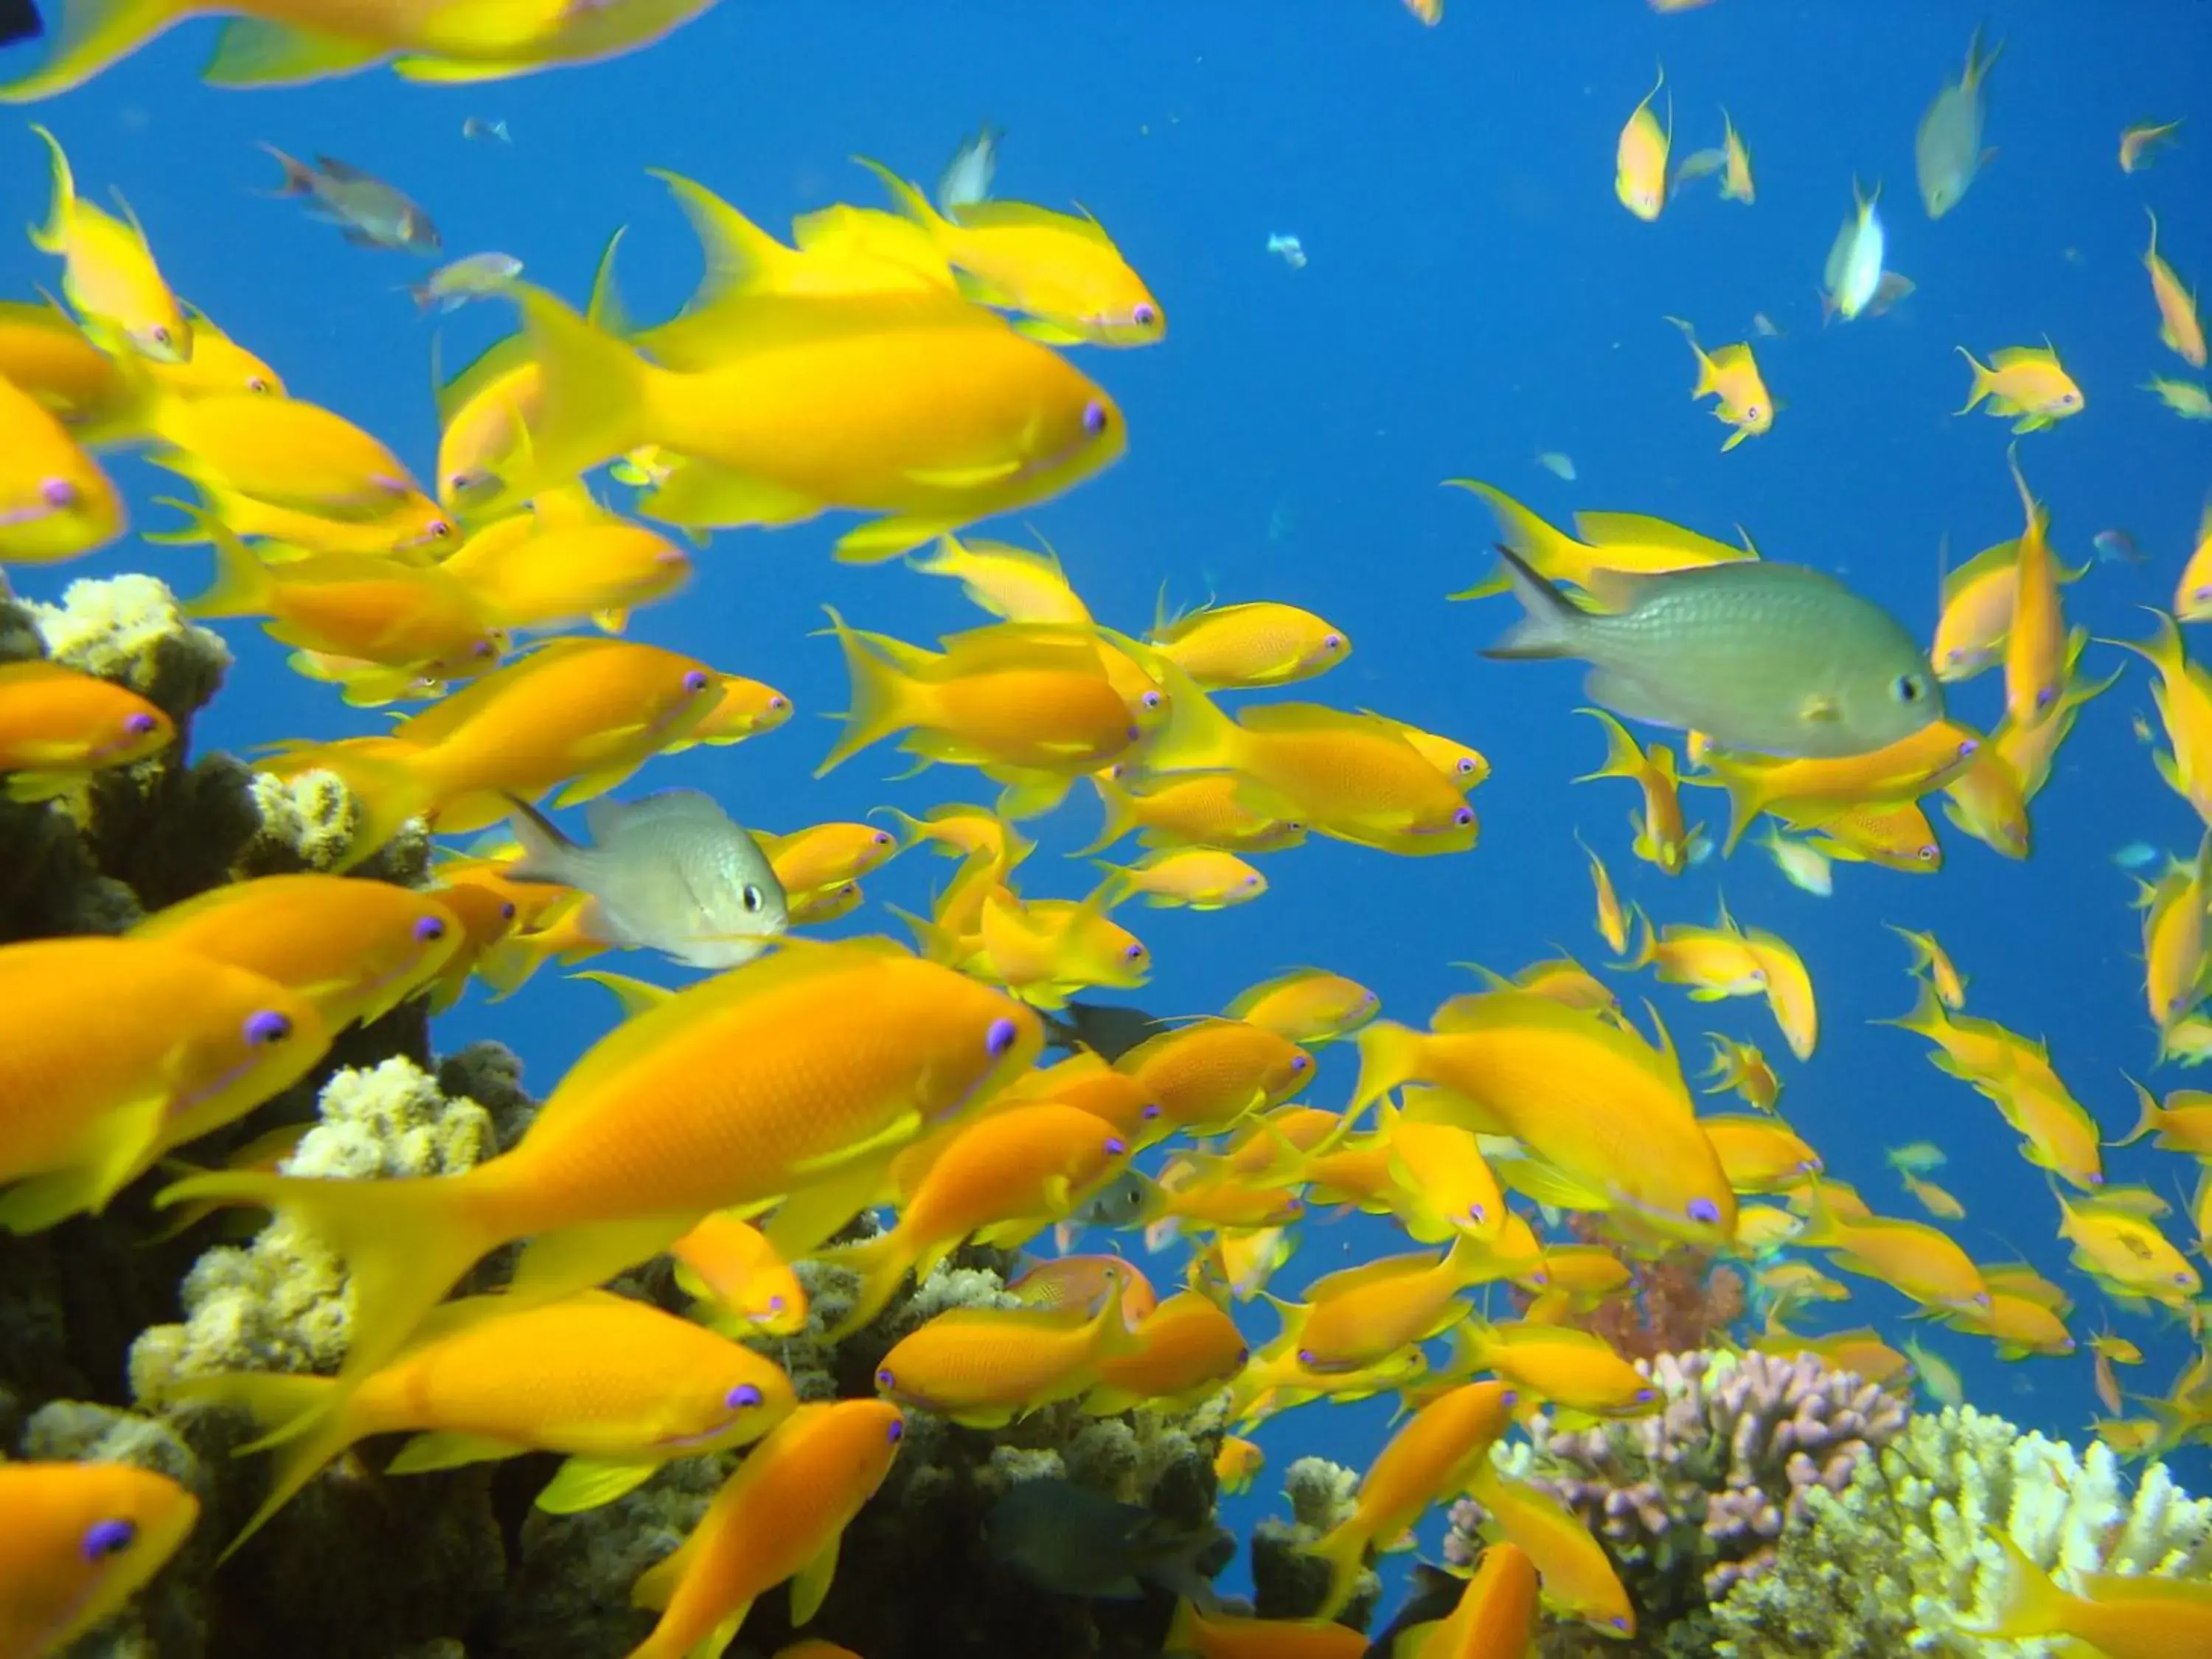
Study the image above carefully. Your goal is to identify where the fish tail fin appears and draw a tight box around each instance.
[471,933,553,1003]
[1574,706,1645,783]
[1877,975,1950,1041]
[650,168,799,303]
[852,153,948,233]
[1959,1529,2069,1640]
[501,792,581,886]
[25,124,74,251]
[178,504,276,619]
[499,284,653,513]
[819,1226,919,1338]
[1350,1020,1426,1116]
[1301,1514,1372,1621]
[0,0,195,103]
[1478,543,1584,661]
[2117,1076,2163,1147]
[1132,664,1242,776]
[151,1169,501,1397]
[815,606,921,775]
[256,141,318,197]
[1955,347,1994,413]
[166,1371,355,1557]
[1078,771,1140,855]
[1443,479,1586,599]
[1663,314,1717,394]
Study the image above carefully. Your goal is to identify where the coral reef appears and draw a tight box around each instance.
[1448,1349,1907,1657]
[1248,1454,1380,1629]
[1705,1402,2212,1657]
[1540,1219,1747,1364]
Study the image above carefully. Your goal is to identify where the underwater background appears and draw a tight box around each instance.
[4,1,2212,1655]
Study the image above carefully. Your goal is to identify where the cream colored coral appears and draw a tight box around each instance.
[1709,1404,2212,1657]
[129,1058,496,1401]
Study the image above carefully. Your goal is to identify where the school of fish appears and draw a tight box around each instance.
[0,4,2209,1658]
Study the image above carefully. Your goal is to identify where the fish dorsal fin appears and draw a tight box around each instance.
[951,198,1113,245]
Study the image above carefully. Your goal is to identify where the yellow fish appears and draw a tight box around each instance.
[1615,65,1671,221]
[2144,209,2207,369]
[1666,316,1773,450]
[25,125,188,361]
[1956,343,2086,433]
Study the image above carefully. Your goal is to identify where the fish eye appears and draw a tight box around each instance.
[1123,942,1146,961]
[1455,757,1475,776]
[875,1366,896,1389]
[1105,1136,1127,1155]
[498,902,517,921]
[1289,1053,1311,1073]
[1133,303,1158,327]
[1891,675,1926,703]
[1453,806,1475,827]
[414,915,447,942]
[726,1382,765,1410]
[1686,1197,1722,1225]
[150,326,171,346]
[984,1016,1020,1057]
[81,1519,136,1562]
[1916,846,1938,863]
[768,695,790,712]
[1324,633,1344,651]
[886,1418,904,1444]
[1082,401,1110,437]
[123,712,159,736]
[741,884,763,914]
[40,476,77,508]
[428,519,454,538]
[681,669,711,693]
[767,1294,786,1312]
[246,376,271,394]
[1141,691,1162,709]
[243,1009,292,1046]
[1141,1103,1162,1120]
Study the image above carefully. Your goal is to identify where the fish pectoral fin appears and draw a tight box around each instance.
[534,1455,658,1514]
[390,54,531,84]
[0,1093,169,1232]
[834,515,957,565]
[1798,692,1843,723]
[385,1430,530,1475]
[902,458,1024,489]
[1582,667,1677,732]
[788,1534,844,1626]
[762,1155,901,1264]
[204,17,391,86]
[1012,317,1087,346]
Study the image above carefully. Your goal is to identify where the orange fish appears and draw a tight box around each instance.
[0,659,168,799]
[0,1461,199,1659]
[873,1276,1140,1426]
[160,941,1040,1388]
[0,936,328,1233]
[170,1291,796,1548]
[627,1400,905,1659]
[1082,1290,1248,1413]
[669,1211,808,1337]
[0,366,125,563]
[485,285,1124,563]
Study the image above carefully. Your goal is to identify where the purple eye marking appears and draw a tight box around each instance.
[682,669,711,692]
[1141,1103,1162,1120]
[243,1010,291,1046]
[41,476,77,508]
[1324,633,1343,650]
[1126,724,1141,740]
[1687,1197,1721,1225]
[1636,1386,1658,1403]
[82,1520,134,1561]
[769,696,790,711]
[727,1382,765,1409]
[499,902,518,922]
[1241,874,1259,886]
[1296,1348,1316,1366]
[873,832,892,846]
[1105,1137,1127,1156]
[875,1367,896,1390]
[984,1016,1019,1057]
[1082,401,1109,437]
[123,712,159,736]
[414,915,447,942]
[1453,806,1476,827]
[1289,1054,1311,1073]
[1957,738,1979,757]
[886,1419,904,1444]
[1499,1388,1518,1407]
[1124,943,1145,961]
[1467,1203,1486,1223]
[1133,303,1158,327]
[768,1295,786,1312]
[1141,691,1162,709]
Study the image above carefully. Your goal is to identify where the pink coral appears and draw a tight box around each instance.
[1446,1349,1910,1613]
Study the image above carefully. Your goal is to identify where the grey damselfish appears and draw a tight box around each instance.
[501,787,787,970]
[1480,544,1942,759]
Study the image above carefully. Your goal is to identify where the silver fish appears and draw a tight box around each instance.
[1481,544,1944,759]
[935,122,1001,215]
[501,788,787,970]
[1916,24,2002,219]
[261,146,440,254]
[406,251,523,314]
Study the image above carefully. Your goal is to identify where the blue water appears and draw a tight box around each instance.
[4,0,2211,1618]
